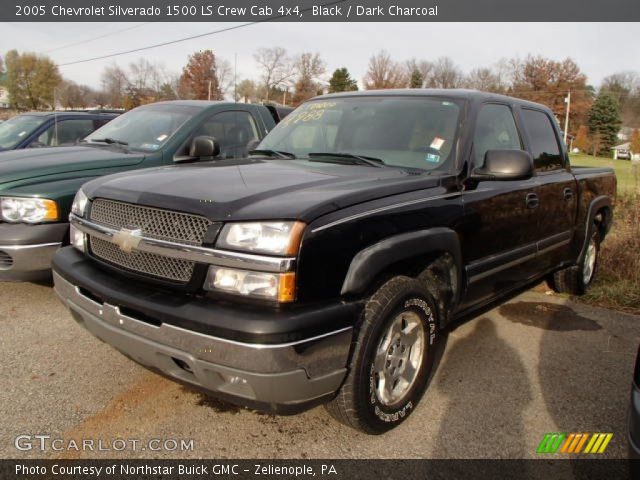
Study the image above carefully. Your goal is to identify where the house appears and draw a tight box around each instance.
[0,86,9,109]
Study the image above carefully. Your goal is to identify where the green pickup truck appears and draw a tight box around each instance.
[0,100,291,281]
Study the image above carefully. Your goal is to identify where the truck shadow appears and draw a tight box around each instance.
[434,317,532,458]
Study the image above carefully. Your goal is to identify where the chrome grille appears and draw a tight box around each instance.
[0,250,13,270]
[90,199,212,245]
[90,237,195,282]
[88,198,213,283]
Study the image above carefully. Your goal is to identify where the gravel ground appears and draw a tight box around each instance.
[1,281,638,459]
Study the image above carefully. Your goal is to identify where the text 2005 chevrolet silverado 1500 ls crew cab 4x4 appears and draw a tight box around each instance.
[52,90,616,434]
[0,101,290,280]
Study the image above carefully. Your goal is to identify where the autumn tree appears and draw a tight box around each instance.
[5,50,62,109]
[464,67,504,93]
[588,91,622,156]
[236,79,257,103]
[291,52,326,105]
[328,68,358,93]
[630,129,640,156]
[364,50,406,89]
[573,125,590,152]
[178,50,223,101]
[508,55,592,133]
[253,47,294,101]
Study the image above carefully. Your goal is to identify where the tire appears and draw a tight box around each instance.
[547,226,601,295]
[325,276,440,434]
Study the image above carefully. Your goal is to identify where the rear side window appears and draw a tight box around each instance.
[31,119,95,147]
[521,109,563,172]
[196,111,260,159]
[473,104,522,166]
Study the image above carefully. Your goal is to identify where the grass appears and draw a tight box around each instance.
[570,153,640,193]
[568,154,640,314]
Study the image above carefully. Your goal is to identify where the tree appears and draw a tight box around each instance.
[5,50,62,110]
[409,69,424,89]
[253,47,294,101]
[236,79,257,103]
[588,91,622,156]
[427,57,462,89]
[464,67,504,93]
[630,128,640,156]
[101,64,129,109]
[178,50,222,100]
[328,67,358,93]
[291,52,326,106]
[363,50,406,89]
[602,71,640,127]
[404,59,431,88]
[573,125,590,152]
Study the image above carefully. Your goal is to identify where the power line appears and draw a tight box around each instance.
[56,0,349,67]
[45,23,151,53]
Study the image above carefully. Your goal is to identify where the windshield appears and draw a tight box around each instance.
[258,96,463,171]
[84,104,200,152]
[0,115,48,149]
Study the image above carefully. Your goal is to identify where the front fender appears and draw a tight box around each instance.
[340,227,463,299]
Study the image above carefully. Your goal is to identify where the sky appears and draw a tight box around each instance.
[1,22,638,91]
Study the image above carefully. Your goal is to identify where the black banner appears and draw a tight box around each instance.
[3,0,640,22]
[1,459,637,480]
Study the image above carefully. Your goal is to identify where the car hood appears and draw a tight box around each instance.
[0,146,145,186]
[83,158,441,222]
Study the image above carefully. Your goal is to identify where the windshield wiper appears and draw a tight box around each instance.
[308,152,385,168]
[249,149,296,159]
[89,138,129,146]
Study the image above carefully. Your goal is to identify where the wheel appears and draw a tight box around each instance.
[547,226,600,295]
[325,276,440,434]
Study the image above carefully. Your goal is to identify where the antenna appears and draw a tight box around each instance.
[234,52,238,103]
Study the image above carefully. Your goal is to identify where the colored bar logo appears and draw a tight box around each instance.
[537,433,613,454]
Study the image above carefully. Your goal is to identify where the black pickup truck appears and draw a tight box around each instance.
[0,101,290,280]
[52,90,616,434]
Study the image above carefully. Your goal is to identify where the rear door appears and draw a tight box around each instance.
[519,108,577,271]
[461,102,542,307]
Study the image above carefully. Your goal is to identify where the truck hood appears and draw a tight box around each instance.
[83,158,442,222]
[0,146,145,186]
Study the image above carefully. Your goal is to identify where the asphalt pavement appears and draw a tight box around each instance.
[1,281,638,459]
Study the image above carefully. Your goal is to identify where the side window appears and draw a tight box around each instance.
[31,119,95,147]
[473,104,522,166]
[521,109,563,172]
[196,111,260,159]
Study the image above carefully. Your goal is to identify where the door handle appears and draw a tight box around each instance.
[526,193,539,209]
[563,187,573,200]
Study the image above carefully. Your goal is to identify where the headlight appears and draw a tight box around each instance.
[71,189,88,217]
[204,266,296,302]
[217,221,305,255]
[0,197,59,223]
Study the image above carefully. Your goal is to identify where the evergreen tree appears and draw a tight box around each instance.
[409,69,424,88]
[588,91,622,156]
[328,67,358,93]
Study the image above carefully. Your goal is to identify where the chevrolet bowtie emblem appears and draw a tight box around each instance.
[112,228,143,253]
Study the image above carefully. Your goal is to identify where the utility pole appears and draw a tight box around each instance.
[563,90,571,145]
[208,80,211,101]
[234,52,237,103]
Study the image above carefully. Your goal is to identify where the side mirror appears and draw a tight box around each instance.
[471,150,533,181]
[189,136,220,159]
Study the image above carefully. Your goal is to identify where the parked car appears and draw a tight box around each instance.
[0,101,291,280]
[630,346,640,459]
[52,90,616,433]
[616,147,632,160]
[0,111,119,151]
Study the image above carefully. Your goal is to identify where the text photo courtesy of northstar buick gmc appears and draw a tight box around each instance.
[51,90,615,433]
[0,101,291,280]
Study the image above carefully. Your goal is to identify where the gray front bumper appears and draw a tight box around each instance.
[53,272,351,410]
[0,242,61,281]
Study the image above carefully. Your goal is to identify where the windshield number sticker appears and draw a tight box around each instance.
[430,136,445,150]
[280,102,336,127]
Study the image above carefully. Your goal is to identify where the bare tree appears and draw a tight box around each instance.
[363,50,406,89]
[216,58,234,98]
[464,67,504,93]
[253,47,295,101]
[236,79,257,103]
[291,52,326,105]
[101,63,129,108]
[427,57,462,89]
[404,58,432,88]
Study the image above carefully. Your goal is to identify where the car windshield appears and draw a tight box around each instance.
[84,104,200,152]
[0,115,48,149]
[257,96,463,171]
